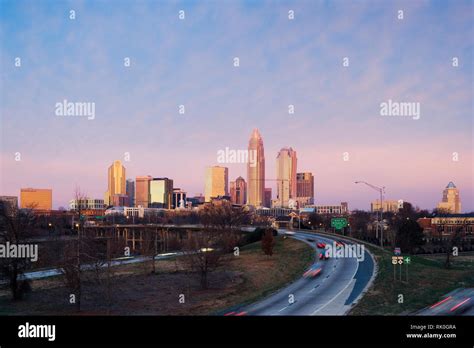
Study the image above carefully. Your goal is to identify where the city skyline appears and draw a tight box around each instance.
[0,1,472,211]
[6,144,470,213]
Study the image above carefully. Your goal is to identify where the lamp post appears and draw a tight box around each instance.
[355,181,385,248]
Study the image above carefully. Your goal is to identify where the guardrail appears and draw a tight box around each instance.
[297,228,386,252]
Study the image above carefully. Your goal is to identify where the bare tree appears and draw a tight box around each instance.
[0,201,36,300]
[182,229,223,289]
[261,229,275,256]
[141,228,158,274]
[180,202,249,289]
[199,201,250,232]
[59,187,92,311]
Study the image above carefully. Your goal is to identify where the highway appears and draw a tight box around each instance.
[5,227,377,316]
[416,288,474,316]
[229,229,375,316]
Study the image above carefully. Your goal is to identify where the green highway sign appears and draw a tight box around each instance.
[331,217,348,230]
[404,256,411,264]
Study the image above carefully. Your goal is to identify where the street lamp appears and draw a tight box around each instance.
[355,181,385,248]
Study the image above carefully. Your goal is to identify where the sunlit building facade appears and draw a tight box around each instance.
[205,166,228,202]
[247,129,265,207]
[150,178,174,209]
[20,188,52,210]
[371,199,401,213]
[276,147,297,208]
[105,160,126,206]
[135,175,152,207]
[437,182,461,213]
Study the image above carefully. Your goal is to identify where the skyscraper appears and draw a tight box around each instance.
[150,178,174,209]
[230,176,247,205]
[126,179,135,207]
[105,160,126,206]
[276,147,297,208]
[296,172,314,206]
[437,182,461,213]
[247,129,265,207]
[205,166,228,202]
[135,175,152,207]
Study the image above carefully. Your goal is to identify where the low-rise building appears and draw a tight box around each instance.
[371,199,402,213]
[305,202,348,215]
[69,198,105,210]
[417,213,474,238]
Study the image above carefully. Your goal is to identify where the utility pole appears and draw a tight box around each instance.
[355,181,385,248]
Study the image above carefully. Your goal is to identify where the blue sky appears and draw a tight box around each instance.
[1,0,473,211]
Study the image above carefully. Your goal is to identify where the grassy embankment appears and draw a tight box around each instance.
[0,236,315,315]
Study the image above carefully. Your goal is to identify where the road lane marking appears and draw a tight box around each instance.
[278,306,288,312]
[311,262,359,315]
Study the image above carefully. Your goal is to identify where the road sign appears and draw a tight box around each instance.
[404,256,411,264]
[331,217,348,230]
[394,247,401,256]
[392,256,403,265]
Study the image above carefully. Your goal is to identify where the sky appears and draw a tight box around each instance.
[0,0,473,211]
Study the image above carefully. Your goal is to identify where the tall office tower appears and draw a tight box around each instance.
[20,188,52,210]
[230,176,247,205]
[264,188,272,208]
[276,147,297,208]
[296,172,314,206]
[126,179,135,207]
[105,160,126,206]
[135,175,152,207]
[205,166,228,202]
[437,182,461,213]
[247,129,265,207]
[150,178,174,209]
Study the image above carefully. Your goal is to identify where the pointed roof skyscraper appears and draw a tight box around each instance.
[247,129,265,207]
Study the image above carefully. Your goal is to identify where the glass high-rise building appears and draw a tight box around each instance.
[126,179,135,207]
[105,160,126,206]
[135,175,152,208]
[247,129,265,207]
[205,166,228,202]
[150,178,174,209]
[276,147,297,208]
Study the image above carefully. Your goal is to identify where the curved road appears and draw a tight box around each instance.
[237,229,375,316]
